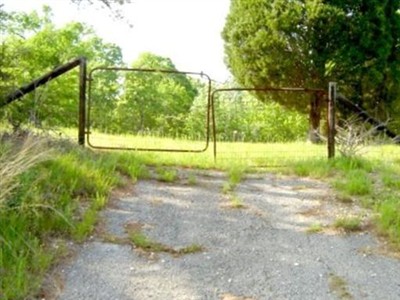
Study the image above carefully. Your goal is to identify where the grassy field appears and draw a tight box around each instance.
[0,130,399,299]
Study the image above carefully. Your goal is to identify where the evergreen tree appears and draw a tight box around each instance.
[222,0,400,138]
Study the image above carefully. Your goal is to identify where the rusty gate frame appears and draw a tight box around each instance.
[87,67,212,152]
[210,84,337,161]
[1,56,336,159]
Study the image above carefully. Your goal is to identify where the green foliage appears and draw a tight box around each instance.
[228,194,246,209]
[129,231,203,256]
[223,0,400,131]
[334,216,363,232]
[291,155,399,247]
[328,273,353,300]
[156,167,178,183]
[377,196,400,246]
[129,232,167,253]
[0,136,146,299]
[210,91,308,142]
[293,159,333,178]
[111,152,150,181]
[1,6,123,130]
[114,52,197,137]
[307,223,323,234]
[333,170,372,196]
[228,164,246,187]
[187,173,197,185]
[1,131,399,299]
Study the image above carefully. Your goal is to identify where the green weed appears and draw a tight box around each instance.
[333,170,372,196]
[187,173,197,185]
[1,131,399,299]
[229,194,246,209]
[129,232,203,256]
[129,232,167,253]
[376,196,400,247]
[307,223,323,233]
[228,164,246,186]
[328,273,353,300]
[334,216,362,232]
[381,170,400,190]
[156,167,178,182]
[0,136,121,299]
[293,159,333,178]
[222,164,246,194]
[113,152,150,181]
[222,182,234,194]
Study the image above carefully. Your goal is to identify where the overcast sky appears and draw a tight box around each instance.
[2,0,232,82]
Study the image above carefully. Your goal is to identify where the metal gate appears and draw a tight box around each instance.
[1,57,336,161]
[210,85,336,164]
[87,67,212,152]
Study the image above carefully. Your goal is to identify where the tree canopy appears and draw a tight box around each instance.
[1,6,123,129]
[113,52,198,136]
[222,0,400,135]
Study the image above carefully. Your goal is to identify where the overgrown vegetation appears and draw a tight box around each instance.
[1,130,399,299]
[0,134,148,300]
[1,3,399,299]
[290,156,400,248]
[334,216,363,232]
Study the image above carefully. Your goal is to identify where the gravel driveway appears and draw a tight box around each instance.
[57,169,400,300]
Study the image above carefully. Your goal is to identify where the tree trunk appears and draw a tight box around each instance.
[308,92,323,143]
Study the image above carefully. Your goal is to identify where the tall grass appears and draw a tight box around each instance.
[0,136,50,208]
[0,135,148,299]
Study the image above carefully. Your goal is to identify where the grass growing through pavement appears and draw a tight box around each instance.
[129,231,203,256]
[155,167,178,182]
[228,194,246,209]
[333,216,363,232]
[1,131,399,299]
[221,164,247,208]
[222,164,246,194]
[328,273,354,300]
[306,223,324,234]
[290,156,400,248]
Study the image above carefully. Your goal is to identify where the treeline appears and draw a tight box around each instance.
[1,7,308,143]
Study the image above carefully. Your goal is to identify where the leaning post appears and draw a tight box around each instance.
[78,57,87,146]
[327,82,337,158]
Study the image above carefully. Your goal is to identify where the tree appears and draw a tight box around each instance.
[115,52,197,137]
[222,0,400,140]
[1,6,123,129]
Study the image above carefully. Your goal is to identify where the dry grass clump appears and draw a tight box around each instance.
[0,134,51,208]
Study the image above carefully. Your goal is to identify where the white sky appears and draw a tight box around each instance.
[2,0,232,82]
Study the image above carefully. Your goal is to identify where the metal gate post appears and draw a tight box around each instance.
[328,82,337,158]
[78,58,87,146]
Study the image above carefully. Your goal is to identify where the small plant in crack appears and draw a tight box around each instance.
[222,182,234,194]
[222,165,246,194]
[187,173,197,185]
[123,222,204,256]
[129,232,167,253]
[156,167,178,183]
[129,232,204,256]
[334,216,362,232]
[228,164,246,188]
[229,194,245,209]
[328,273,353,300]
[306,223,323,234]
